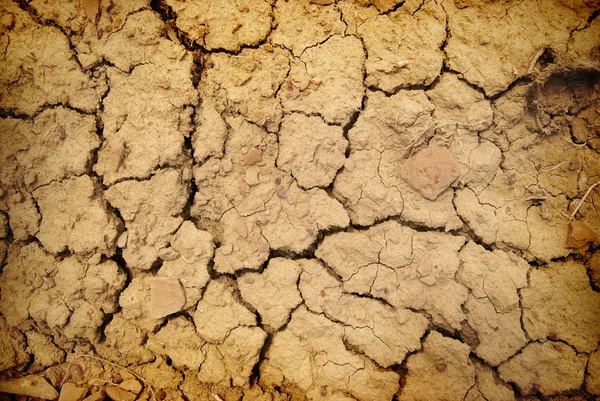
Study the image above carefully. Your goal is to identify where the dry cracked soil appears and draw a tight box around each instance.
[0,0,600,400]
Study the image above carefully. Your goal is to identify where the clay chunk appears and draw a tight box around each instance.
[400,145,461,200]
[277,113,347,189]
[238,258,302,330]
[398,331,475,401]
[588,349,600,395]
[33,176,120,256]
[0,375,59,400]
[566,220,597,249]
[58,383,87,401]
[280,35,365,126]
[147,316,205,370]
[105,386,136,401]
[148,277,186,319]
[521,261,600,353]
[166,0,271,51]
[262,306,400,401]
[498,341,586,396]
[119,379,142,395]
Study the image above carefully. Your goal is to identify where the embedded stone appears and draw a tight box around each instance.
[400,145,461,200]
[148,277,186,319]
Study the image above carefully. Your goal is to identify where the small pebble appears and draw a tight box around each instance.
[116,231,128,248]
[58,382,87,401]
[56,126,67,140]
[242,148,262,165]
[276,189,287,199]
[105,387,136,401]
[148,277,186,319]
[118,379,142,395]
[24,171,36,186]
[157,247,180,261]
[221,158,233,173]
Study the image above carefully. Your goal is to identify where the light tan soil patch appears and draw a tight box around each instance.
[1,0,599,400]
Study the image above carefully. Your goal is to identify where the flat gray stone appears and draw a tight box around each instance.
[148,277,185,319]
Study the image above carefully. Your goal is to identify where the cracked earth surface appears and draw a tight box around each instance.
[0,0,599,400]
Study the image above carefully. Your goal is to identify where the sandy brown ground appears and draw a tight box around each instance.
[0,0,600,400]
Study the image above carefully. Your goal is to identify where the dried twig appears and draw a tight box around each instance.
[527,48,545,74]
[541,161,565,172]
[561,135,587,147]
[569,181,600,221]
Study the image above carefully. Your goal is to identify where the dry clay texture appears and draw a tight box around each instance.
[1,0,600,400]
